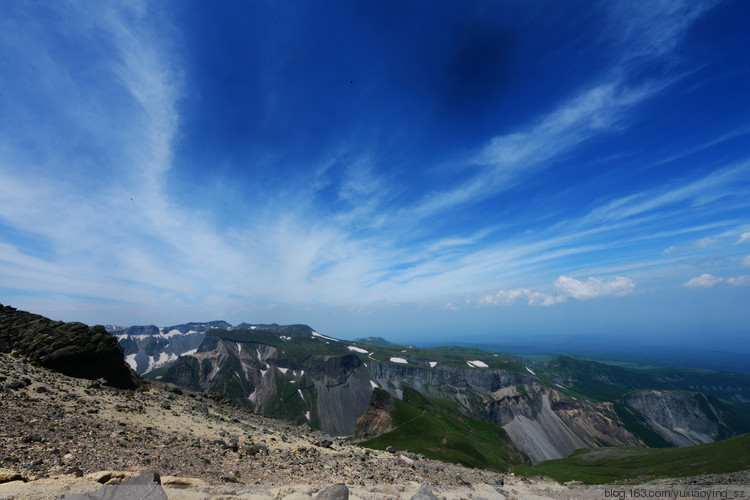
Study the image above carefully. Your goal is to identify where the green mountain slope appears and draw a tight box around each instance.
[513,433,750,484]
[358,386,528,472]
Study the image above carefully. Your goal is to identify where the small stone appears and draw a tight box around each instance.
[7,379,26,390]
[68,466,84,477]
[385,446,395,453]
[565,480,584,487]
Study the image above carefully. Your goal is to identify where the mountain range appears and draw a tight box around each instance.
[106,319,750,468]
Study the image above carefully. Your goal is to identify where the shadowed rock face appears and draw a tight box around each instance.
[0,304,139,389]
[623,390,724,446]
[353,388,395,441]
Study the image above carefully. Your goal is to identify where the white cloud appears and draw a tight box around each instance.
[554,275,636,300]
[743,255,750,268]
[683,274,723,288]
[738,232,750,244]
[480,275,635,307]
[479,289,565,307]
[727,275,750,286]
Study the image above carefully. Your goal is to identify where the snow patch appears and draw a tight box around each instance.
[236,343,242,354]
[390,357,408,364]
[526,367,536,376]
[347,345,368,354]
[260,368,268,378]
[467,360,489,368]
[163,329,184,339]
[555,383,565,389]
[298,389,305,401]
[428,361,438,368]
[279,335,291,341]
[370,380,379,389]
[125,354,137,370]
[183,348,198,357]
[312,331,340,342]
[305,411,310,421]
[250,325,257,330]
[278,367,288,375]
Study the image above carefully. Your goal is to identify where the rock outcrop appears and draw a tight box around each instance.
[0,304,139,389]
[353,388,395,440]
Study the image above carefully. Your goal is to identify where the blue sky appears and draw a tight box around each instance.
[1,1,749,350]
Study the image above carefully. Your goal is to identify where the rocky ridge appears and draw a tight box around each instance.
[0,304,138,390]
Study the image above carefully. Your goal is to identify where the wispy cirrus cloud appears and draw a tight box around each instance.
[0,0,747,337]
[662,237,717,255]
[406,1,717,220]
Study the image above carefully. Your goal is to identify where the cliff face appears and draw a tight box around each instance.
[160,336,374,435]
[367,362,642,463]
[622,390,725,446]
[0,304,139,389]
[155,328,750,467]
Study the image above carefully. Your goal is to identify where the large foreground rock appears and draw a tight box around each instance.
[63,470,166,500]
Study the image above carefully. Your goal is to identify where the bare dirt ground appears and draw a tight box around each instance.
[1,353,748,499]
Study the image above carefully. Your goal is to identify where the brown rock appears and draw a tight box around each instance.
[0,468,24,483]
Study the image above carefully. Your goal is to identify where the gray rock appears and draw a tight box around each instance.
[64,470,166,499]
[315,438,334,448]
[315,483,349,500]
[410,483,439,500]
